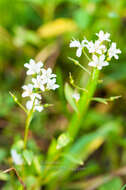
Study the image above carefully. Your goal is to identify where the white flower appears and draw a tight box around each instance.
[108,42,121,59]
[72,93,80,101]
[87,40,106,54]
[69,39,88,57]
[46,78,59,90]
[41,68,56,84]
[32,75,45,91]
[88,55,109,70]
[26,99,43,112]
[96,30,111,42]
[22,84,33,98]
[24,59,43,75]
[11,150,23,165]
[30,93,41,100]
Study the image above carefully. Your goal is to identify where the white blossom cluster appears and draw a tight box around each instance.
[70,30,121,70]
[22,59,59,112]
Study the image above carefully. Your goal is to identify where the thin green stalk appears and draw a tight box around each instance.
[82,49,91,62]
[68,68,100,139]
[68,57,90,75]
[76,62,91,75]
[9,92,28,114]
[24,111,33,149]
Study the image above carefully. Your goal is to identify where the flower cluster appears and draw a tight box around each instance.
[22,59,59,112]
[70,30,121,70]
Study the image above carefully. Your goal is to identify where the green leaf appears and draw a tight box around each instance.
[12,140,24,151]
[49,121,119,181]
[92,97,108,104]
[121,184,126,190]
[63,153,83,165]
[56,133,72,149]
[33,156,41,175]
[99,177,122,190]
[92,96,121,104]
[23,150,33,165]
[64,83,78,113]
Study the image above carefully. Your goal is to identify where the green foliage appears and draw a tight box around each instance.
[64,83,78,113]
[0,0,126,189]
[99,177,123,190]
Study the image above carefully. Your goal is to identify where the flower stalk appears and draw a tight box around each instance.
[68,68,99,139]
[24,110,33,149]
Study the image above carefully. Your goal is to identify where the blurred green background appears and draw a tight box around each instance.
[1,0,126,189]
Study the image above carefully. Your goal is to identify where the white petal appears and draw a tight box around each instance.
[76,47,82,57]
[28,84,33,90]
[35,105,43,112]
[99,55,105,62]
[30,59,35,64]
[97,66,102,70]
[115,55,119,59]
[92,55,98,62]
[88,61,96,67]
[22,91,28,97]
[22,85,27,90]
[11,150,23,165]
[37,61,43,68]
[24,63,30,69]
[117,49,121,54]
[70,40,80,48]
[27,70,34,75]
[26,100,33,110]
[31,93,42,100]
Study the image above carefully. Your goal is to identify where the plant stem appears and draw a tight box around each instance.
[24,111,33,149]
[82,49,91,62]
[68,68,100,139]
[76,62,91,75]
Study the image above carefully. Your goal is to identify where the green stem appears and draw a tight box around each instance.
[82,49,91,62]
[68,68,100,139]
[76,62,91,75]
[24,111,33,149]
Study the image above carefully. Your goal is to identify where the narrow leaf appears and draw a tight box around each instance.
[23,150,33,165]
[56,133,71,149]
[64,83,78,113]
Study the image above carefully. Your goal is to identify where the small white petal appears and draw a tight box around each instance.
[76,47,82,57]
[29,59,35,64]
[26,100,33,110]
[70,40,80,48]
[35,105,43,112]
[11,150,23,165]
[22,91,28,97]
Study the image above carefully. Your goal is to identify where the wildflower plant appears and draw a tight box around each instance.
[68,30,121,138]
[10,59,59,167]
[4,30,121,189]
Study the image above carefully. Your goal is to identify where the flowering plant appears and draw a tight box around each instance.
[3,31,122,190]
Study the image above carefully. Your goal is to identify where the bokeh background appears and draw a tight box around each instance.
[1,0,126,189]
